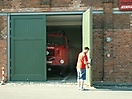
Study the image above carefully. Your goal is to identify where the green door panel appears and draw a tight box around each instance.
[82,8,93,86]
[11,15,46,81]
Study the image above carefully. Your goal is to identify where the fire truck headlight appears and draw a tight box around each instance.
[60,60,64,64]
[47,51,49,55]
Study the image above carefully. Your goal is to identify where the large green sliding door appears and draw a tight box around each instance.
[83,8,93,86]
[11,15,46,81]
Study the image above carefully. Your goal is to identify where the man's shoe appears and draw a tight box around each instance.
[81,88,85,91]
[78,87,81,90]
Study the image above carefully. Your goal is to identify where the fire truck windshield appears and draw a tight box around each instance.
[47,36,67,46]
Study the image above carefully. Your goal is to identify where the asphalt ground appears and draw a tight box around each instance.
[1,71,132,99]
[0,82,132,99]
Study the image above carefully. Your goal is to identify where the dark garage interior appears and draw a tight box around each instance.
[46,15,83,80]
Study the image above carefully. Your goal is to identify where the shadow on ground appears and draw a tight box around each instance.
[90,85,132,91]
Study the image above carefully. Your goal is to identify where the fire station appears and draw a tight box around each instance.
[0,0,132,85]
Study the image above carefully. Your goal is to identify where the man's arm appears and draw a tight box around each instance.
[84,53,90,68]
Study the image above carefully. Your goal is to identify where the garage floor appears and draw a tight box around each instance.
[47,69,77,83]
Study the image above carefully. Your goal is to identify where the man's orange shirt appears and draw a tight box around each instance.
[76,52,88,69]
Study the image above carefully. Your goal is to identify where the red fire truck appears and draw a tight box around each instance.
[46,31,70,76]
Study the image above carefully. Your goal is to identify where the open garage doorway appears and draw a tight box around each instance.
[46,8,93,85]
[46,15,82,81]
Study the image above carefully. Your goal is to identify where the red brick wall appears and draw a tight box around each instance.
[0,16,7,81]
[0,0,132,83]
[80,0,103,8]
[114,29,132,82]
[0,0,121,11]
[113,14,132,82]
[113,0,119,8]
[93,14,104,81]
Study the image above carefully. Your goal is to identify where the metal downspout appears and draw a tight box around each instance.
[7,13,10,81]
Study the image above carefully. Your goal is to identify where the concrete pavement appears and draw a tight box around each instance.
[0,82,132,99]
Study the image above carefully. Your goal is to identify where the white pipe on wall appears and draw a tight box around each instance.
[0,10,104,16]
[7,13,10,81]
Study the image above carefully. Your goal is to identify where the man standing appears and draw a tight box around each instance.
[76,47,90,91]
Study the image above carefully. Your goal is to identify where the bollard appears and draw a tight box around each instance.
[1,67,5,85]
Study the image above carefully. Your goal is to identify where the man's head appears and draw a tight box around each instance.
[83,47,89,53]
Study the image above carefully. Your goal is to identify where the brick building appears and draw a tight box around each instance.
[0,0,132,84]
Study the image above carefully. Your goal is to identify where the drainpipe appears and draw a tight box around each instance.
[7,13,10,81]
[103,0,114,82]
